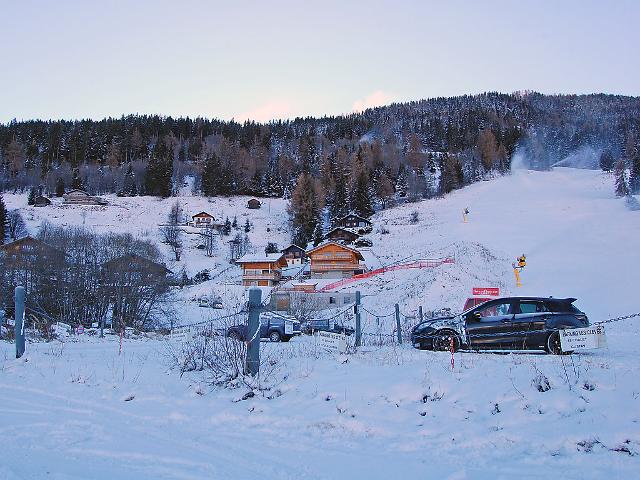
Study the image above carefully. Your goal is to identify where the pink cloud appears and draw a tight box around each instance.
[235,101,293,123]
[351,90,394,112]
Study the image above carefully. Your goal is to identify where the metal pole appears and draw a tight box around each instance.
[418,305,424,323]
[15,286,26,358]
[355,291,361,347]
[395,303,402,344]
[100,317,104,338]
[246,287,262,376]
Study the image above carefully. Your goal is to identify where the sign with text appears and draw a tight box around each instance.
[560,326,607,351]
[170,327,194,342]
[284,320,294,335]
[315,331,347,354]
[472,287,500,297]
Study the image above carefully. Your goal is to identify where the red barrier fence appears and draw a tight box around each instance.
[318,257,455,292]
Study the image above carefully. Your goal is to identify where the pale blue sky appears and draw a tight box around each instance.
[1,0,638,123]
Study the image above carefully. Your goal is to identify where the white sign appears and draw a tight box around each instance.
[315,330,347,354]
[284,320,293,335]
[560,326,607,351]
[170,327,194,342]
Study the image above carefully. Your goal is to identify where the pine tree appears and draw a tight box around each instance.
[599,150,615,172]
[395,166,409,198]
[71,168,84,190]
[244,218,251,233]
[313,222,324,247]
[145,139,173,197]
[0,194,8,245]
[351,166,374,218]
[55,178,65,197]
[232,215,238,229]
[223,217,231,235]
[614,160,629,197]
[201,152,221,196]
[28,187,37,205]
[629,150,640,195]
[289,173,321,247]
[329,167,349,223]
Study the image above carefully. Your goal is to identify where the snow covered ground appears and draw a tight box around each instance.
[2,168,639,479]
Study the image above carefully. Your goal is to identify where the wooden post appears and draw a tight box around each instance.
[395,304,402,344]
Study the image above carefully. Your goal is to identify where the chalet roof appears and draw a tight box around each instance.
[103,253,172,274]
[281,244,306,254]
[0,235,62,255]
[192,211,215,219]
[64,189,91,196]
[338,213,372,224]
[236,252,287,266]
[324,227,360,238]
[306,241,365,261]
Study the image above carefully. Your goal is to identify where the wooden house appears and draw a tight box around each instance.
[247,198,262,209]
[307,242,366,278]
[281,244,307,266]
[337,213,372,231]
[324,227,360,244]
[102,254,172,279]
[191,211,215,228]
[63,189,107,205]
[0,236,64,291]
[235,252,288,287]
[33,195,52,207]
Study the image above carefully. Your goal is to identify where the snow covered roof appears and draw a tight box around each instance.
[306,241,365,260]
[235,252,286,264]
[192,211,214,219]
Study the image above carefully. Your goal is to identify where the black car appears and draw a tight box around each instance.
[410,297,589,354]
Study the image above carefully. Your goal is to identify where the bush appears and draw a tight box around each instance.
[409,211,419,224]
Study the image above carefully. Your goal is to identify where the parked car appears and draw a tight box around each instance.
[226,312,301,342]
[301,319,355,336]
[354,237,373,248]
[410,297,589,354]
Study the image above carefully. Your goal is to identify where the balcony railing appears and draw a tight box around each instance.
[311,262,362,271]
[242,272,282,281]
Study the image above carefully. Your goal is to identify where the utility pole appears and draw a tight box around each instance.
[355,291,361,347]
[246,288,262,376]
[15,286,25,358]
[418,306,424,324]
[395,303,402,344]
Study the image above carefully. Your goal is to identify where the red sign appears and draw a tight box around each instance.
[76,325,85,335]
[472,287,500,297]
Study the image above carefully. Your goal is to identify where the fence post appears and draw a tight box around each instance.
[418,305,424,323]
[246,287,262,376]
[15,286,26,359]
[355,291,361,347]
[395,303,402,344]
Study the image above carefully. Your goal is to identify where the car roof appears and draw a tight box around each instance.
[491,296,577,303]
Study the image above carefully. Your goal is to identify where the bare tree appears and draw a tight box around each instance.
[160,201,183,261]
[7,210,27,241]
[203,224,216,257]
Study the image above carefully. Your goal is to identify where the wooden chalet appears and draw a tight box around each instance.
[281,244,307,266]
[102,254,172,277]
[191,211,216,228]
[307,242,366,278]
[63,189,107,205]
[324,227,360,244]
[247,198,262,209]
[337,213,372,231]
[235,252,287,287]
[33,195,52,207]
[0,236,64,291]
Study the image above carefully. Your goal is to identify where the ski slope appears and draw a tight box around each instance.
[1,168,639,479]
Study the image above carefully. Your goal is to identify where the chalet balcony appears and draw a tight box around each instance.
[311,262,363,272]
[242,271,282,281]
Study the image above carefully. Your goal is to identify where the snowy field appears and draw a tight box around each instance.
[2,167,640,479]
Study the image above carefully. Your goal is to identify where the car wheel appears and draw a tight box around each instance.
[432,330,460,352]
[545,331,570,355]
[269,331,281,342]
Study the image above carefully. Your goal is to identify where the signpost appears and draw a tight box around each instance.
[170,326,194,342]
[315,330,348,354]
[560,326,607,351]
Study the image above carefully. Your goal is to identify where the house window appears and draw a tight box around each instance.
[343,296,351,304]
[329,297,336,304]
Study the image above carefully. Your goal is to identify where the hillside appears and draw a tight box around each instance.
[1,167,639,479]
